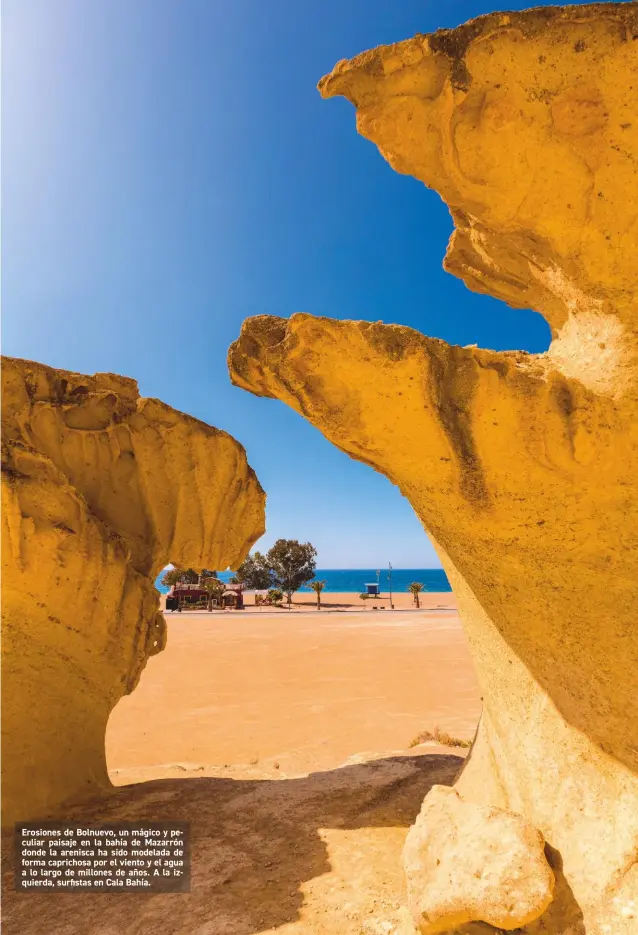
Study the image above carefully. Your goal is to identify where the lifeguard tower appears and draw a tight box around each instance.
[364,569,383,599]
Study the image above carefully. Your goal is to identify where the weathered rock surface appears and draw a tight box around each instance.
[402,786,554,933]
[319,1,638,385]
[229,5,638,932]
[1,356,265,826]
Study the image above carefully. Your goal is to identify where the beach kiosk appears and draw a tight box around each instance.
[222,583,245,610]
[166,583,210,611]
[365,582,381,597]
[165,580,239,612]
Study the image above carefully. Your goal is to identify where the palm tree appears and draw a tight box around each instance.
[409,582,424,608]
[309,579,326,610]
[202,577,224,611]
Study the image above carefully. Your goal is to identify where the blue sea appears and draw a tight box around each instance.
[156,568,450,595]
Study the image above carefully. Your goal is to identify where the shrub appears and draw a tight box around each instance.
[408,726,472,749]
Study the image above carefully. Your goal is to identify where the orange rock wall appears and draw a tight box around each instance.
[229,5,638,931]
[2,357,265,826]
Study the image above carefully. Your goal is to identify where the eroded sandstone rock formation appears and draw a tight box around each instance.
[2,357,265,826]
[403,786,554,933]
[229,4,638,932]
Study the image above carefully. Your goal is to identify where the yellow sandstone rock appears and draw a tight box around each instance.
[2,356,265,827]
[229,5,638,932]
[402,786,554,933]
[318,1,638,383]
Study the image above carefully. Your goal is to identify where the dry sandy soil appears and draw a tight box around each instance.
[107,598,477,784]
[4,602,483,935]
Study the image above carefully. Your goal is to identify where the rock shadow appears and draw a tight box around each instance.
[2,753,462,935]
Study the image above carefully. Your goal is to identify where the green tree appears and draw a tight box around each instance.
[161,567,219,589]
[231,551,275,590]
[267,588,283,605]
[409,582,424,608]
[266,539,317,606]
[161,567,185,589]
[308,579,326,610]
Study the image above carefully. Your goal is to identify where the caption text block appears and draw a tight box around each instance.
[15,822,190,893]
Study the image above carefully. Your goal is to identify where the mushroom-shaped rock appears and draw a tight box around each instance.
[402,786,554,933]
[229,5,638,932]
[2,356,265,826]
[318,1,638,369]
[230,311,638,932]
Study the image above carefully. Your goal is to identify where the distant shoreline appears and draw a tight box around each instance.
[159,589,456,614]
[156,568,451,596]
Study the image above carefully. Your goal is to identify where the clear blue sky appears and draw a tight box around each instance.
[5,0,589,568]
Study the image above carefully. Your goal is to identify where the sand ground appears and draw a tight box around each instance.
[4,602,484,935]
[107,598,478,784]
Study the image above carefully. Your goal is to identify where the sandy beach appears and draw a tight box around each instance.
[106,596,479,786]
[4,601,484,935]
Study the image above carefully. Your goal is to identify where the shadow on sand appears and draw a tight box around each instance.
[3,753,462,935]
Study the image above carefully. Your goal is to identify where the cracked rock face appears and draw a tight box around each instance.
[2,357,265,826]
[229,5,638,932]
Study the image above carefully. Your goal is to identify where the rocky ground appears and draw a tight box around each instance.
[3,752,466,935]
